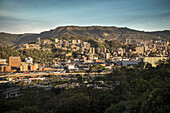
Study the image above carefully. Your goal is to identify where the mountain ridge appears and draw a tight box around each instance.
[0,26,170,46]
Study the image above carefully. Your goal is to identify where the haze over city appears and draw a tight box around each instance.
[0,0,170,33]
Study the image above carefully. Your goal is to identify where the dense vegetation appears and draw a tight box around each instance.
[0,46,75,63]
[0,59,169,113]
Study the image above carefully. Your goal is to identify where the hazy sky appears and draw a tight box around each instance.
[0,0,170,34]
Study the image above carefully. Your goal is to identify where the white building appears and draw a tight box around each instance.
[68,65,75,70]
[0,59,7,65]
[55,38,59,43]
[143,57,167,67]
[25,57,33,64]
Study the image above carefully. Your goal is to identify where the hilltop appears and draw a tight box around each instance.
[0,26,170,46]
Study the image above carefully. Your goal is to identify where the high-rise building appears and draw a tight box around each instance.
[144,46,149,52]
[97,47,101,53]
[101,47,106,53]
[63,40,69,47]
[78,40,82,44]
[106,53,110,59]
[93,47,95,54]
[9,56,21,67]
[83,42,90,50]
[90,47,95,54]
[72,40,77,44]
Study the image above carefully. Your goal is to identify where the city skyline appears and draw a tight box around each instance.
[0,0,170,33]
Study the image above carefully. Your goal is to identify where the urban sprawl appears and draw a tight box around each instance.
[0,37,169,97]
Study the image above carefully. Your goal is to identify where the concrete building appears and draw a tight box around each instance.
[144,46,149,52]
[22,44,40,50]
[117,48,124,56]
[143,57,167,67]
[25,57,33,64]
[72,40,77,44]
[59,40,63,45]
[30,63,38,71]
[55,38,59,43]
[97,47,101,54]
[67,65,75,70]
[101,47,106,53]
[5,66,11,72]
[3,88,23,98]
[9,56,21,67]
[0,66,4,72]
[106,53,110,59]
[63,40,69,47]
[78,40,82,44]
[20,63,28,72]
[89,54,98,60]
[0,65,11,72]
[136,46,144,55]
[43,40,53,45]
[90,47,95,54]
[83,42,90,50]
[0,59,7,65]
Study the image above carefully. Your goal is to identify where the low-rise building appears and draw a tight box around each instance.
[143,57,167,67]
[30,63,38,71]
[0,59,7,65]
[25,57,33,64]
[0,65,11,72]
[20,62,28,72]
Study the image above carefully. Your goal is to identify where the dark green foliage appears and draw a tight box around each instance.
[87,39,99,47]
[0,46,75,62]
[0,59,170,113]
[104,59,170,113]
[105,40,122,49]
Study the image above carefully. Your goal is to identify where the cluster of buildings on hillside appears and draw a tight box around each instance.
[18,37,170,59]
[125,38,169,56]
[0,37,169,73]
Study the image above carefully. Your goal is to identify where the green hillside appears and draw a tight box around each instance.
[0,26,170,46]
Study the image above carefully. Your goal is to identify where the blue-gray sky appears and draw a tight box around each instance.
[0,0,170,33]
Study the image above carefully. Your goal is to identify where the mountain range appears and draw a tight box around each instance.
[0,26,170,46]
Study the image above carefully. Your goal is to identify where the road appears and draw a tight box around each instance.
[0,72,111,79]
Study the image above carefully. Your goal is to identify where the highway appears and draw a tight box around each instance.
[0,72,111,79]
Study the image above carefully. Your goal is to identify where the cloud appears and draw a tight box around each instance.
[0,14,51,33]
